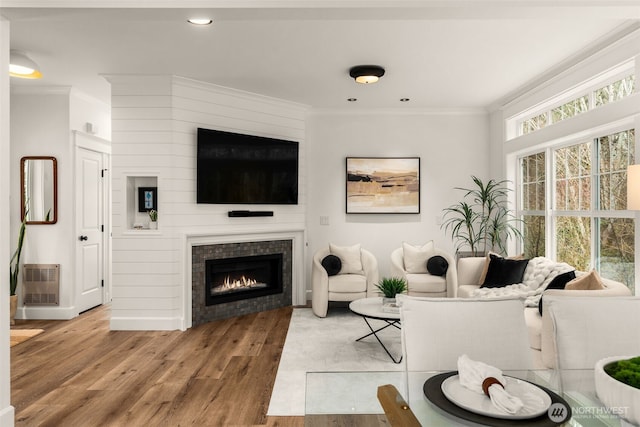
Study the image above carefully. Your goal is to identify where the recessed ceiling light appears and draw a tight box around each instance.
[347,98,357,102]
[188,18,213,26]
[400,98,410,102]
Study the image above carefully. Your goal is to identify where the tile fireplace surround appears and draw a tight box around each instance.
[185,228,306,329]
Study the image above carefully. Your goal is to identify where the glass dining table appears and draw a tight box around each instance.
[305,369,628,426]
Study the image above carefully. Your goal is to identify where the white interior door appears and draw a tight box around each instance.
[76,146,104,312]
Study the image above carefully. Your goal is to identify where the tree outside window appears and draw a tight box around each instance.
[519,129,635,292]
[520,152,546,258]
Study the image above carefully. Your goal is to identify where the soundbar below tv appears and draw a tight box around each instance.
[196,127,299,205]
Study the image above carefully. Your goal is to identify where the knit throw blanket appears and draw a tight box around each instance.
[470,257,574,307]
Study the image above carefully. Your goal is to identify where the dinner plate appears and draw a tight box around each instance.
[440,375,552,420]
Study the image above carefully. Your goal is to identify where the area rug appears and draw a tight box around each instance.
[267,307,404,416]
[10,329,44,347]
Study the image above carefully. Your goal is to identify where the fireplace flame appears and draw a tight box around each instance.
[213,275,265,293]
[225,275,257,288]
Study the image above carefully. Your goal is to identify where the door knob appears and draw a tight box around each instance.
[79,235,88,241]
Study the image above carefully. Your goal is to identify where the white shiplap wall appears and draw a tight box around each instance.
[107,75,307,330]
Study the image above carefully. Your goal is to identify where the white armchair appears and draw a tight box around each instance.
[390,243,457,298]
[544,295,640,369]
[398,294,533,371]
[312,244,379,318]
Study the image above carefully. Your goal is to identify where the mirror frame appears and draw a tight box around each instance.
[20,156,58,225]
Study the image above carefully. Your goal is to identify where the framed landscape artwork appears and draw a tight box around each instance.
[346,157,420,214]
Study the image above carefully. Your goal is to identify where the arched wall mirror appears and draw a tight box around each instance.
[20,156,58,224]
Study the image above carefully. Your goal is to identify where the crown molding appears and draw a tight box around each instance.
[172,75,310,112]
[2,1,639,21]
[489,21,640,113]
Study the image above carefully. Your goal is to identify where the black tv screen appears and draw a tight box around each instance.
[197,128,299,205]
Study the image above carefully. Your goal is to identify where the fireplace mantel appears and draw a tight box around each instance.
[183,227,306,329]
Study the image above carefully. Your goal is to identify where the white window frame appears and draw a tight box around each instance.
[509,60,636,138]
[516,123,636,273]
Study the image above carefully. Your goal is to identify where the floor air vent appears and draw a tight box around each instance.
[23,264,60,306]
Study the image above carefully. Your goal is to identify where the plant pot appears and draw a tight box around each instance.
[382,297,399,313]
[9,294,17,326]
[148,221,157,230]
[595,356,640,425]
[456,251,484,260]
[382,297,396,306]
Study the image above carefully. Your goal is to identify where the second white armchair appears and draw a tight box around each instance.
[390,242,457,298]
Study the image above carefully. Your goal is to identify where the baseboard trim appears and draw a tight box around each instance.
[18,306,77,320]
[110,316,183,331]
[0,405,15,427]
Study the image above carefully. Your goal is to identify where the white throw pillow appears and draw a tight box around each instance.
[403,241,435,273]
[329,243,363,274]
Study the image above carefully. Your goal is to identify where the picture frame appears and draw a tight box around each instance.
[346,157,420,214]
[138,187,157,212]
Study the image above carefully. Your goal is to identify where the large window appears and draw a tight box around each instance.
[517,74,635,136]
[518,129,636,292]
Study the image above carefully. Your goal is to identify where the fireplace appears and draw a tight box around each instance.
[205,254,283,305]
[191,239,293,325]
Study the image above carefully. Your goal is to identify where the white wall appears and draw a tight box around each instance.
[69,88,111,141]
[0,15,15,427]
[10,87,111,319]
[10,89,73,315]
[107,75,307,330]
[305,110,490,281]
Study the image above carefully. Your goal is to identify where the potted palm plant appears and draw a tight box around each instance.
[9,212,27,325]
[441,175,522,257]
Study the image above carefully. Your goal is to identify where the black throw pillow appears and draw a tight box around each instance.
[481,254,529,288]
[321,255,342,276]
[426,255,449,276]
[538,270,577,315]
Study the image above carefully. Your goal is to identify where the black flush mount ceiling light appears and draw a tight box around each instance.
[349,65,385,84]
[188,18,213,25]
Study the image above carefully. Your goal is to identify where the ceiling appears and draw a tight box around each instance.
[2,2,640,110]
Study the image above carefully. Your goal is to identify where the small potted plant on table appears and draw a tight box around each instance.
[375,277,407,313]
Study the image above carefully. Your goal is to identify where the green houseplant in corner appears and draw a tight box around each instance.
[9,211,27,325]
[441,175,522,257]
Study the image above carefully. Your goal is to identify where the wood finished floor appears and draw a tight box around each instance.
[10,305,304,427]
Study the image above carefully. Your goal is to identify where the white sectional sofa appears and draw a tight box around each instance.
[456,256,632,368]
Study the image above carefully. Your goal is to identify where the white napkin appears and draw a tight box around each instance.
[457,354,524,414]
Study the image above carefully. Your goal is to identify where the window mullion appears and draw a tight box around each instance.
[547,146,554,259]
[592,138,599,271]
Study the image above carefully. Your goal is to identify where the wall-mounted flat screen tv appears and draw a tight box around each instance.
[197,127,299,205]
